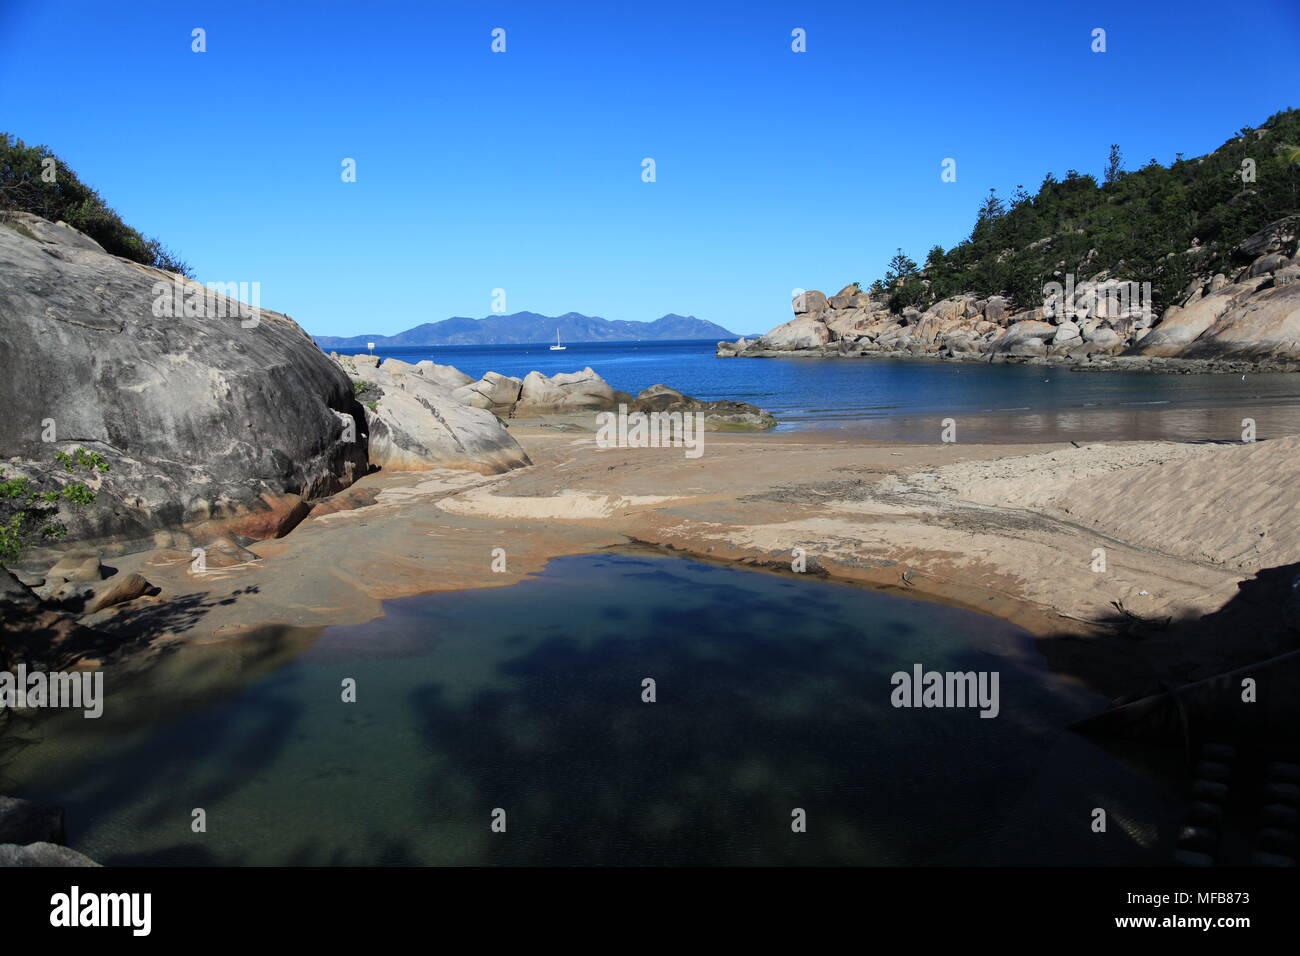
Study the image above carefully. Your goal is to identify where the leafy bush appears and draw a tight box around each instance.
[0,133,193,277]
[0,448,109,566]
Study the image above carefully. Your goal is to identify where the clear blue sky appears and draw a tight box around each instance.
[2,0,1297,336]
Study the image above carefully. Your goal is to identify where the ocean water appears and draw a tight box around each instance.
[358,339,1300,443]
[1,552,1180,866]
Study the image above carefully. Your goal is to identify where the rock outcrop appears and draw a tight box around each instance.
[452,371,524,417]
[628,385,778,430]
[333,355,778,431]
[332,354,531,473]
[0,212,548,563]
[0,212,367,551]
[725,220,1300,369]
[515,367,616,412]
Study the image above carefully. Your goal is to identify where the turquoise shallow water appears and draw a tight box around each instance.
[362,340,1300,442]
[3,552,1181,865]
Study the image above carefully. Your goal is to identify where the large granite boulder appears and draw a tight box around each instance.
[1134,278,1269,356]
[337,356,530,473]
[926,295,976,324]
[1051,321,1082,346]
[715,337,751,356]
[515,367,616,413]
[984,295,1008,324]
[1247,252,1291,279]
[826,307,877,340]
[1183,282,1300,357]
[1085,327,1123,350]
[988,320,1056,353]
[415,361,474,389]
[791,290,829,315]
[761,314,831,349]
[452,371,523,417]
[1234,216,1299,260]
[828,283,872,310]
[0,213,367,551]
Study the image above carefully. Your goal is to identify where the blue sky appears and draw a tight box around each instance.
[2,0,1297,336]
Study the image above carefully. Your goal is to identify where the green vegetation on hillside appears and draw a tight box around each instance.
[872,108,1300,315]
[0,133,192,276]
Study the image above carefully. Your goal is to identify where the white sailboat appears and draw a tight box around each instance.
[549,328,566,351]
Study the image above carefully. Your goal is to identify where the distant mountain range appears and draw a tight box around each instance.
[313,312,737,348]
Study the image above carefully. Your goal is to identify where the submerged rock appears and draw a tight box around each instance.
[630,385,777,430]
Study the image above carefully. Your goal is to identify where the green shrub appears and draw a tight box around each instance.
[0,448,109,566]
[0,133,193,277]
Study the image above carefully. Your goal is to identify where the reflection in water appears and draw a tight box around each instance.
[3,553,1184,865]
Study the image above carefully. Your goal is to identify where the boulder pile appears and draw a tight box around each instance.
[330,355,777,430]
[722,217,1300,369]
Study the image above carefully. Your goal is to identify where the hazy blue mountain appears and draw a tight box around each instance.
[313,312,736,348]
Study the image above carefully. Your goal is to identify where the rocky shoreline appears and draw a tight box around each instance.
[720,216,1300,372]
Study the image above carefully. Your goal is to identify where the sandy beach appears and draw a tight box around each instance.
[68,419,1297,705]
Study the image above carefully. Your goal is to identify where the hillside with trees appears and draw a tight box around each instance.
[872,108,1300,315]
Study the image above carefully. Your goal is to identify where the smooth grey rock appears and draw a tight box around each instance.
[1248,252,1289,278]
[340,356,531,473]
[85,572,155,613]
[984,295,1007,324]
[0,214,367,548]
[760,314,832,349]
[414,361,474,389]
[46,552,104,583]
[1051,321,1081,345]
[516,368,616,413]
[1234,215,1299,259]
[792,290,828,314]
[452,371,524,417]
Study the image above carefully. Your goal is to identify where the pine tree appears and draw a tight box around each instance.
[1104,144,1123,184]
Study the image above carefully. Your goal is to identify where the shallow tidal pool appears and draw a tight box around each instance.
[2,551,1181,865]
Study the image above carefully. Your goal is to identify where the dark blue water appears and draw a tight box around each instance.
[4,553,1177,865]
[362,340,1300,442]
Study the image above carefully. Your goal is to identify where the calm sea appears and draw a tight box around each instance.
[358,339,1300,443]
